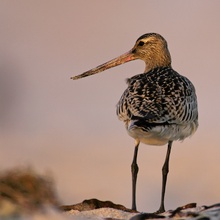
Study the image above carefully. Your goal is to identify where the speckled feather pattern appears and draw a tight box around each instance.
[116,67,198,145]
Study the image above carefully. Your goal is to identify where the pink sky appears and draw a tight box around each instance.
[1,1,220,212]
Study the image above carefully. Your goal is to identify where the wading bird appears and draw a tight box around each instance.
[71,33,198,213]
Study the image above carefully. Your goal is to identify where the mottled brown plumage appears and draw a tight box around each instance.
[117,66,198,146]
[71,33,198,213]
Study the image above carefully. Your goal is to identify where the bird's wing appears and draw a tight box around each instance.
[116,67,198,125]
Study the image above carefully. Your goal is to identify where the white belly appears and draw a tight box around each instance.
[126,120,198,146]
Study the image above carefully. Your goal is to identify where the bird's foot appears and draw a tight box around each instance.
[130,212,165,220]
[154,209,165,214]
[155,207,165,214]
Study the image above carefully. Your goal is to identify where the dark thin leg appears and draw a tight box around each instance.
[131,140,140,211]
[156,141,173,213]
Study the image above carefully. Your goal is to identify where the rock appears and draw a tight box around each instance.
[61,198,137,213]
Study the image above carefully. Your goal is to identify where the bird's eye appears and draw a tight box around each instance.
[137,41,145,46]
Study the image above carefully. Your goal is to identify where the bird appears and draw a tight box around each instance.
[71,33,198,213]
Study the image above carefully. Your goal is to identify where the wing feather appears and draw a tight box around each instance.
[116,67,198,126]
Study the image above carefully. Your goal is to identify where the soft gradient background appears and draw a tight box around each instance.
[1,0,220,212]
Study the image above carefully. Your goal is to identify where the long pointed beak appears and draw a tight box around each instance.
[71,50,137,80]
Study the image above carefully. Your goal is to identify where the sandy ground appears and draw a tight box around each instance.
[66,208,137,220]
[65,205,220,220]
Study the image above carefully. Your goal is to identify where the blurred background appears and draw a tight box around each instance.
[1,0,220,212]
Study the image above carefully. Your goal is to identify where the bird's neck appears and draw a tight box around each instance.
[144,50,172,73]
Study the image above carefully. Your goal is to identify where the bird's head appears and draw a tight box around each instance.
[131,33,171,72]
[71,33,172,80]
